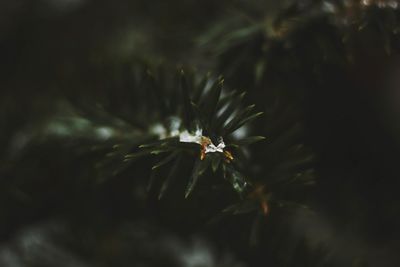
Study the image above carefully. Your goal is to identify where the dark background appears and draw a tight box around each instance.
[0,1,400,266]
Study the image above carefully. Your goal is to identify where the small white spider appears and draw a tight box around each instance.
[204,139,225,153]
[178,130,233,161]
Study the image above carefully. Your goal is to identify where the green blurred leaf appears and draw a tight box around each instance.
[139,137,178,148]
[192,72,210,103]
[223,164,248,194]
[226,111,263,135]
[200,78,223,127]
[152,151,179,170]
[180,70,195,129]
[214,92,245,131]
[233,136,266,146]
[211,155,221,172]
[223,104,256,134]
[158,156,182,199]
[185,158,210,198]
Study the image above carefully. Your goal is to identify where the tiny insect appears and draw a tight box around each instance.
[200,136,233,162]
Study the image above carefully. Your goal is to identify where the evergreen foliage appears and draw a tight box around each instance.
[0,0,399,266]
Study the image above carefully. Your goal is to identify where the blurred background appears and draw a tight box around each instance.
[1,0,400,266]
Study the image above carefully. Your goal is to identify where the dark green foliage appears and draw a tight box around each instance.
[1,1,399,267]
[127,70,263,198]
